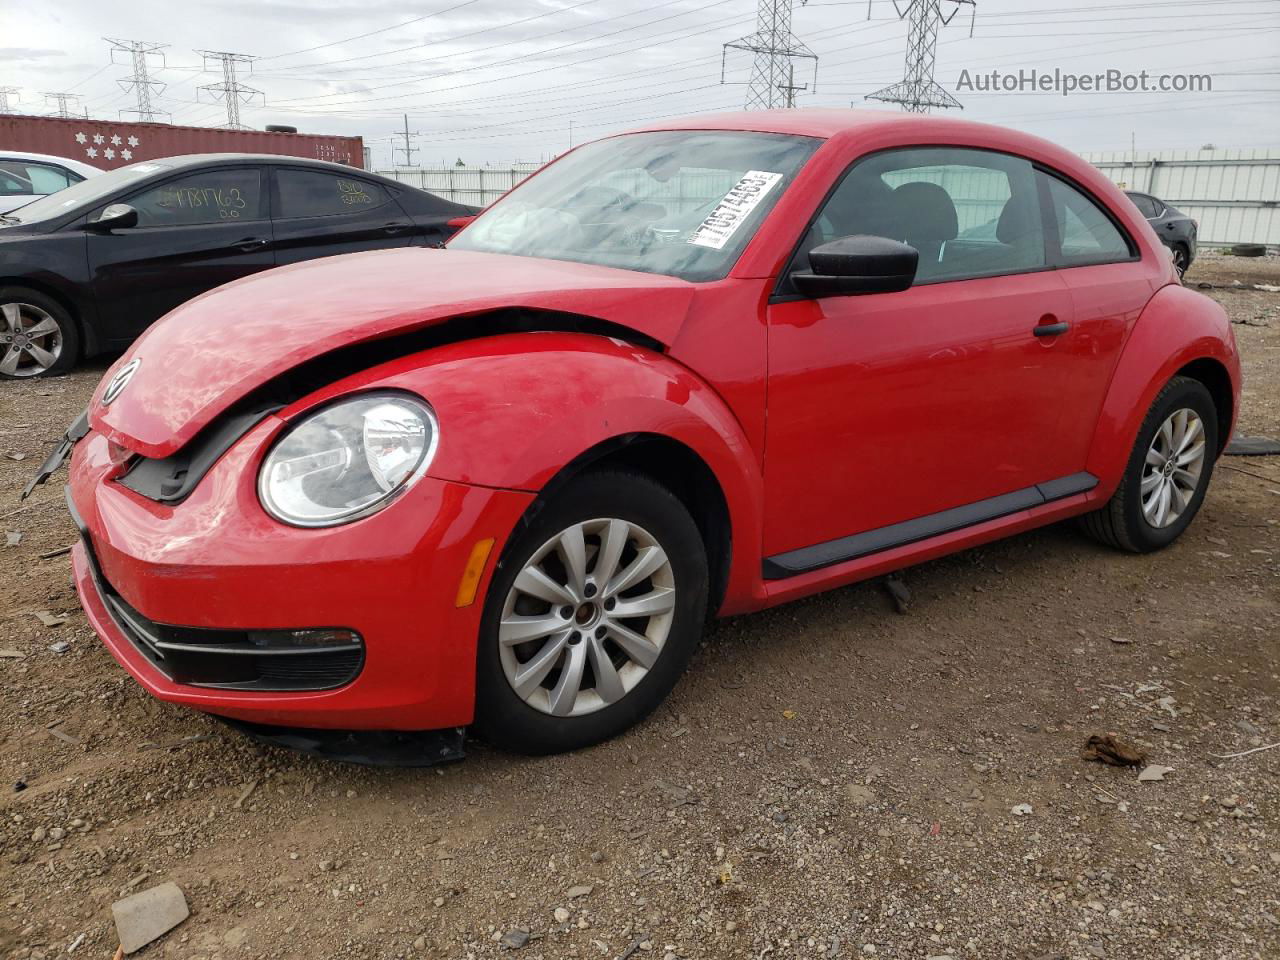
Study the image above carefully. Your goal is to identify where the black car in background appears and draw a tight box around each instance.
[1125,190,1198,276]
[0,155,477,378]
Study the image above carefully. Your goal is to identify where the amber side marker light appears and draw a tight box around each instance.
[455,538,496,607]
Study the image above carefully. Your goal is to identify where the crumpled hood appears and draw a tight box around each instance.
[91,247,696,458]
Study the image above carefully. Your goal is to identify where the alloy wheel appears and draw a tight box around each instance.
[1140,407,1206,528]
[499,518,676,717]
[0,302,63,378]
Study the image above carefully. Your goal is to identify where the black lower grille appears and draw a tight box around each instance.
[81,534,363,692]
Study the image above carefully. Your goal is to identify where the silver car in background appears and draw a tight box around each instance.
[0,151,102,215]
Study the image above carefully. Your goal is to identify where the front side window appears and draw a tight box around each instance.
[1046,175,1133,265]
[794,147,1046,286]
[449,130,821,282]
[276,170,391,218]
[125,169,264,227]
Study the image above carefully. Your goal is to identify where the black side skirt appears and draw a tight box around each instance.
[762,471,1098,580]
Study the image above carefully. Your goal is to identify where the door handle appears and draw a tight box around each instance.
[235,237,269,251]
[381,222,411,235]
[1033,317,1070,338]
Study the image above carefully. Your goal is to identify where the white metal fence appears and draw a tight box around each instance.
[376,164,541,207]
[382,148,1280,248]
[1080,148,1279,248]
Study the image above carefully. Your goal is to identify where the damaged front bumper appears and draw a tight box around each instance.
[62,416,533,758]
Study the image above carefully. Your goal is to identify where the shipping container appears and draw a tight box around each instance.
[0,114,363,171]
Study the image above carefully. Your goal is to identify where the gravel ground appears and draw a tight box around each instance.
[1,255,1278,960]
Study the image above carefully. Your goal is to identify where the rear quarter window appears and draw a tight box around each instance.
[1043,174,1135,266]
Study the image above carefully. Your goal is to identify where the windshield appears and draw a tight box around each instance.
[449,131,820,282]
[1,161,171,223]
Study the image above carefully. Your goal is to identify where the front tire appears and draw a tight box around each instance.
[474,470,708,755]
[0,286,79,379]
[1081,376,1218,553]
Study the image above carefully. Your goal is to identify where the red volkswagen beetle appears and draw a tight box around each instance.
[46,110,1240,761]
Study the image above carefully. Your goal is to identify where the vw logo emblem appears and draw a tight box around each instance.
[102,358,141,406]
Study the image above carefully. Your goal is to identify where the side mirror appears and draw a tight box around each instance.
[792,235,919,297]
[87,204,139,232]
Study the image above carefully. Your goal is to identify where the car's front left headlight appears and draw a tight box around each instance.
[258,392,439,527]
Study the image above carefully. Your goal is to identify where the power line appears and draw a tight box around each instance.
[66,64,113,91]
[196,50,263,129]
[867,0,976,112]
[270,4,754,112]
[261,0,486,61]
[270,0,744,106]
[255,0,612,76]
[106,37,171,123]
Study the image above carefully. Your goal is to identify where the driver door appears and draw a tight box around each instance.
[87,166,274,342]
[763,147,1079,569]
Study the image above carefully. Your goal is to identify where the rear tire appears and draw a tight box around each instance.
[1080,376,1218,553]
[0,286,79,379]
[474,470,708,755]
[1172,243,1190,279]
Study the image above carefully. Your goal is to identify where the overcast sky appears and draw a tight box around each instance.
[4,0,1278,167]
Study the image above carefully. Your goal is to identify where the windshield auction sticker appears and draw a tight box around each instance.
[686,170,784,250]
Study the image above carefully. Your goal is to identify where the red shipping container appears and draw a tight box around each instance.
[0,114,363,170]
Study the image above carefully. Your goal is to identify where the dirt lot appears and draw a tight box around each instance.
[2,255,1278,960]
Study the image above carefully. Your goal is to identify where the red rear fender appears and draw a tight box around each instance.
[1086,284,1240,495]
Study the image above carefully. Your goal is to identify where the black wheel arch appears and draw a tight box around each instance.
[0,276,95,357]
[1176,357,1233,456]
[513,432,733,620]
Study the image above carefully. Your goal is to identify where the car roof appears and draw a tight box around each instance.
[632,107,1096,142]
[630,108,1124,201]
[632,108,925,139]
[0,150,103,176]
[142,153,375,176]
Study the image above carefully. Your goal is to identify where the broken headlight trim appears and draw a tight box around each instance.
[258,392,439,528]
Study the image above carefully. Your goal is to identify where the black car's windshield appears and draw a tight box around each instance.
[449,131,820,282]
[1,161,172,223]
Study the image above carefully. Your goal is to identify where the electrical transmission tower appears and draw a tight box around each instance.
[44,92,87,119]
[866,0,976,113]
[722,0,817,110]
[197,50,263,130]
[396,114,421,166]
[106,38,170,123]
[0,88,18,113]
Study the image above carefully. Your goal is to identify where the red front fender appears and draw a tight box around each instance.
[1086,284,1241,497]
[283,332,769,614]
